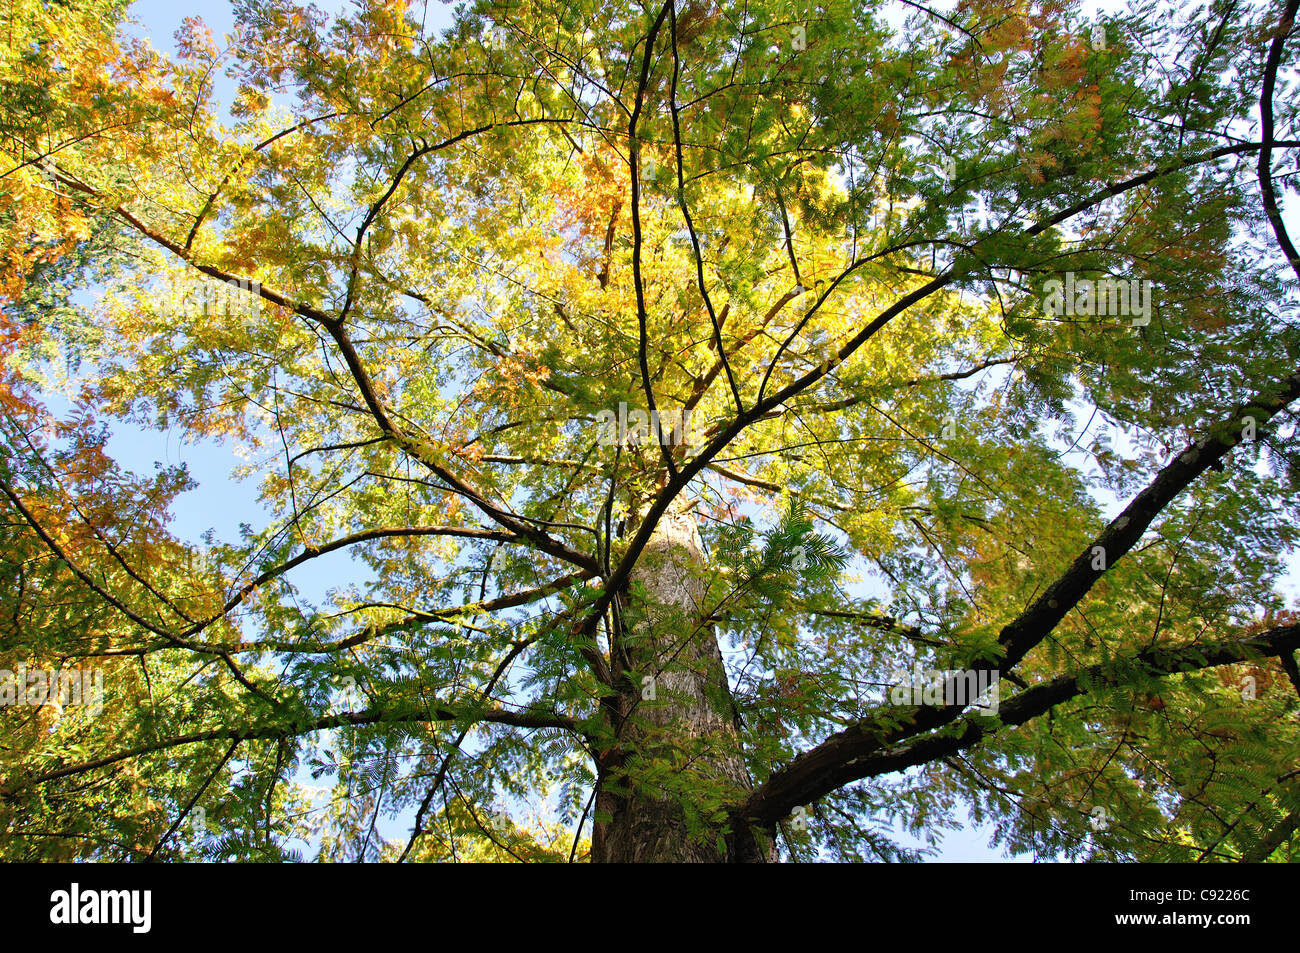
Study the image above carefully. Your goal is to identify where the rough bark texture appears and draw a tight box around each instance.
[591,504,771,862]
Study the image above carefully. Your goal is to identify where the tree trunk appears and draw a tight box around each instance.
[591,503,773,862]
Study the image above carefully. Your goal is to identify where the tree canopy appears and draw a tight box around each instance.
[1,0,1299,862]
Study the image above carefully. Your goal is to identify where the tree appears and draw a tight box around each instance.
[2,0,1299,863]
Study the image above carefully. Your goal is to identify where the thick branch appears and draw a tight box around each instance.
[1258,0,1300,282]
[733,364,1300,825]
[737,624,1300,827]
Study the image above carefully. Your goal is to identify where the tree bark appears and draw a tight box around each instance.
[591,503,772,862]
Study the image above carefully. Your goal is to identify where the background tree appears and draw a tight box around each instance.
[2,0,1299,862]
